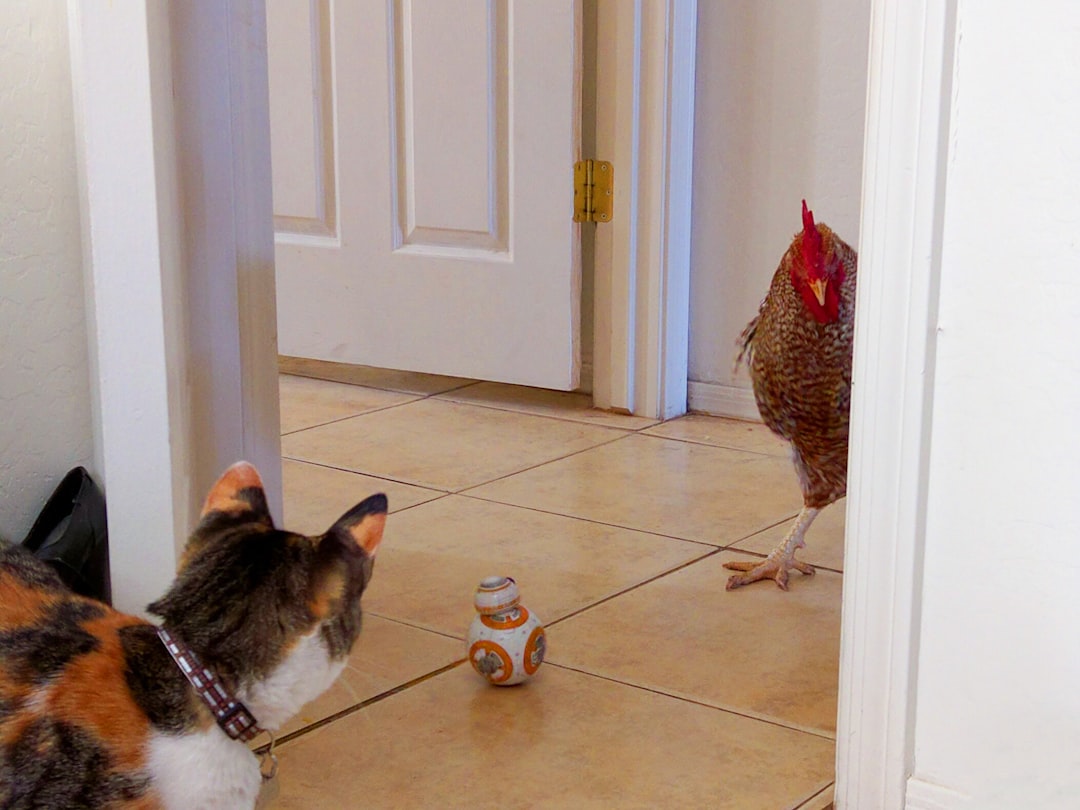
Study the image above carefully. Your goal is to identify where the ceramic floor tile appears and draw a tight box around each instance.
[731,498,846,572]
[548,551,841,735]
[467,433,802,546]
[256,616,462,743]
[281,398,628,492]
[437,381,660,430]
[278,375,419,434]
[282,459,443,536]
[643,412,790,457]
[268,665,834,809]
[361,495,710,637]
[279,356,473,396]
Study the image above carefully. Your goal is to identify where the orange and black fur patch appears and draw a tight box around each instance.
[0,543,163,807]
[0,462,386,809]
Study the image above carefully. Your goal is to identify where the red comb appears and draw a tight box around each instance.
[800,199,823,271]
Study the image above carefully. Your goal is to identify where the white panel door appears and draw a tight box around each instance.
[268,0,581,389]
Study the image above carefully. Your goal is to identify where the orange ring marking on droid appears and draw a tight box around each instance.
[479,606,530,630]
[523,626,546,675]
[469,640,513,684]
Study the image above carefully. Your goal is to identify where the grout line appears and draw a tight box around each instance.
[740,512,803,536]
[283,441,809,564]
[451,430,637,494]
[279,397,426,437]
[280,389,643,497]
[716,512,801,547]
[280,456,452,497]
[285,432,632,502]
[426,380,484,398]
[365,612,464,643]
[256,659,467,753]
[426,396,643,434]
[542,534,839,628]
[283,371,663,434]
[385,494,455,517]
[282,372,783,443]
[456,492,720,549]
[791,782,835,810]
[459,492,799,554]
[634,429,790,458]
[283,451,821,568]
[546,548,724,627]
[279,370,477,400]
[429,394,661,432]
[543,662,837,742]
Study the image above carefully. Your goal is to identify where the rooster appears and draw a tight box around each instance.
[724,201,857,590]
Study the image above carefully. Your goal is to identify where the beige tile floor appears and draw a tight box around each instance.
[263,367,844,809]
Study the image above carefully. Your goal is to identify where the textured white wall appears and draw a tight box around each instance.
[912,2,1080,807]
[688,0,870,391]
[0,0,93,542]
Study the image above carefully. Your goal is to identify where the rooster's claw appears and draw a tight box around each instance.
[724,556,815,591]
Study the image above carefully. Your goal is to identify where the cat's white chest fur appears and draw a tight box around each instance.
[148,629,347,809]
[148,725,262,810]
[238,628,348,731]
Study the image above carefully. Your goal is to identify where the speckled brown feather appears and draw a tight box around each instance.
[738,222,857,509]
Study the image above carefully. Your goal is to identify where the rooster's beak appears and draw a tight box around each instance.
[808,279,828,307]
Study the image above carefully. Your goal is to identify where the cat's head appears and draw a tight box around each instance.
[147,462,386,730]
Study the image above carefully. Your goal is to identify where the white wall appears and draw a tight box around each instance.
[0,0,94,542]
[911,2,1080,807]
[688,0,870,412]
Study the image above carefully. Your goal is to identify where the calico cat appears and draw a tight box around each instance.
[0,462,386,809]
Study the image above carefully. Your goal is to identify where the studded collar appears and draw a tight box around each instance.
[156,626,261,742]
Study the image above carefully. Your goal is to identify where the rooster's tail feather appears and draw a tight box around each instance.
[734,314,759,373]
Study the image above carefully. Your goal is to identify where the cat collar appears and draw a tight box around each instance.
[157,626,262,742]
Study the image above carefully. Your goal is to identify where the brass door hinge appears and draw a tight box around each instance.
[573,160,613,223]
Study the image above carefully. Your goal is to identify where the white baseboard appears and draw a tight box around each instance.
[686,381,761,421]
[906,778,971,810]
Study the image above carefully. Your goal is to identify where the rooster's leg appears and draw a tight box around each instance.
[724,506,819,591]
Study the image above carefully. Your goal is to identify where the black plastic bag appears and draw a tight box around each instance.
[21,467,111,604]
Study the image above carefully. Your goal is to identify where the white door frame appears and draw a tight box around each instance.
[591,0,697,420]
[836,1,955,807]
[68,0,281,613]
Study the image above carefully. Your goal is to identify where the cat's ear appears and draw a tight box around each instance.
[199,461,273,527]
[308,493,388,619]
[176,462,274,573]
[327,493,388,557]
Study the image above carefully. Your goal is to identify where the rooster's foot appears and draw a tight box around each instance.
[723,554,815,591]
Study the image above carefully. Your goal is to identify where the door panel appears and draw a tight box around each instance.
[269,0,582,389]
[267,0,335,237]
